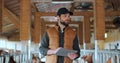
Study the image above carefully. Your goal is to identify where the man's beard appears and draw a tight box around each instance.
[60,21,68,27]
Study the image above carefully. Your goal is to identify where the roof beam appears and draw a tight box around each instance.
[42,21,116,29]
[32,0,93,2]
[38,11,93,16]
[2,24,16,33]
[5,0,18,6]
[38,11,120,17]
[70,3,74,12]
[74,0,93,2]
[3,8,20,29]
[106,11,120,16]
[8,3,20,9]
[31,3,38,12]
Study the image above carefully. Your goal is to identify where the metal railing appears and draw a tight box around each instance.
[74,49,120,63]
[0,49,120,63]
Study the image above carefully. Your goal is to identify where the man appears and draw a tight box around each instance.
[39,7,80,63]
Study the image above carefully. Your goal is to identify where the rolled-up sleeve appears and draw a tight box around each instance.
[39,32,49,57]
[73,35,80,59]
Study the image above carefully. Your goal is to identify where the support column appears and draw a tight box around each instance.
[94,0,105,63]
[0,0,3,32]
[94,0,105,50]
[79,22,83,44]
[20,0,31,40]
[33,12,40,43]
[41,19,46,37]
[20,0,31,62]
[83,15,91,43]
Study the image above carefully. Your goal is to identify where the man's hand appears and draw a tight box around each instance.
[54,47,62,54]
[47,47,62,55]
[67,53,78,60]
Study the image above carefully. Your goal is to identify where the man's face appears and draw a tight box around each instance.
[58,13,71,26]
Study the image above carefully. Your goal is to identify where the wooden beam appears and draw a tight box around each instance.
[3,8,19,29]
[79,22,83,44]
[43,21,81,24]
[40,19,46,38]
[70,3,74,12]
[5,0,18,6]
[42,21,116,29]
[0,0,3,32]
[38,11,93,16]
[83,15,91,43]
[73,12,93,16]
[3,8,35,35]
[90,26,117,29]
[2,24,16,33]
[32,0,93,3]
[8,33,20,41]
[110,0,119,10]
[38,11,120,17]
[94,0,105,40]
[106,11,120,16]
[8,2,20,8]
[31,3,38,12]
[20,0,31,40]
[33,12,40,43]
[75,0,93,2]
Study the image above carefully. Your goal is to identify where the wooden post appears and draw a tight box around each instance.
[20,0,31,40]
[79,22,83,44]
[0,0,3,32]
[70,3,74,12]
[3,8,19,29]
[41,20,46,38]
[83,15,91,43]
[94,0,105,40]
[94,0,105,62]
[33,12,40,43]
[20,0,31,61]
[94,0,105,50]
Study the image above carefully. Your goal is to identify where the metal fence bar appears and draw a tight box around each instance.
[79,49,120,63]
[0,49,120,63]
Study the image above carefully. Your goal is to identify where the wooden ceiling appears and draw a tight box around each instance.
[1,0,120,40]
